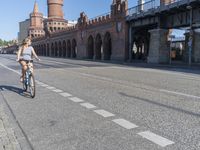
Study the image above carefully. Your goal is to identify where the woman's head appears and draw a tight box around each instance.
[22,37,31,46]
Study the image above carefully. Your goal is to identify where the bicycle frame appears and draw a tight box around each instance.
[23,60,36,98]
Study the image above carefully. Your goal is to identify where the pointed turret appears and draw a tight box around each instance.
[29,2,45,38]
[33,1,39,13]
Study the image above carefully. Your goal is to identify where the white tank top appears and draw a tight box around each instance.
[22,46,33,60]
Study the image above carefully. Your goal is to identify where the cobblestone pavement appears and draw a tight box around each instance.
[0,106,21,150]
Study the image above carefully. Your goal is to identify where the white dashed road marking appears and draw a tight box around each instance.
[46,86,56,90]
[80,103,97,109]
[52,89,63,93]
[94,109,115,118]
[138,131,175,147]
[59,92,72,97]
[112,119,138,129]
[40,84,48,87]
[69,97,84,103]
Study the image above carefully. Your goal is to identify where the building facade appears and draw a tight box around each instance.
[18,19,30,44]
[31,0,128,61]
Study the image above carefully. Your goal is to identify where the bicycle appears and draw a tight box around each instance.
[23,60,36,98]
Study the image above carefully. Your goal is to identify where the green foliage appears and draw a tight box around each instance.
[0,38,14,47]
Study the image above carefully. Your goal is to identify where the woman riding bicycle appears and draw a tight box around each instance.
[16,37,40,82]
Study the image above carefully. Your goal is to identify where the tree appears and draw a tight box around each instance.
[0,38,14,47]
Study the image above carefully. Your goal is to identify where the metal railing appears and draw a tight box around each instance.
[128,0,160,16]
[128,0,183,16]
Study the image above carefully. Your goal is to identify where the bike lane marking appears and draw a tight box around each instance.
[112,119,138,129]
[59,92,72,97]
[68,97,84,103]
[138,131,175,147]
[94,109,115,118]
[52,89,63,93]
[80,103,97,109]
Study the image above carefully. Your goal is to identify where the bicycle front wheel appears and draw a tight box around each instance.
[29,74,36,98]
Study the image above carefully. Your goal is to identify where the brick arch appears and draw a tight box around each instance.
[51,43,54,56]
[67,40,71,58]
[87,35,94,59]
[58,41,62,57]
[55,41,58,57]
[43,44,46,56]
[47,43,50,56]
[95,33,103,60]
[62,40,67,57]
[72,39,77,58]
[103,32,112,60]
[41,44,43,56]
[38,45,41,56]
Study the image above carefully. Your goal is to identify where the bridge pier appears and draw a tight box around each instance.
[147,29,170,64]
[193,30,200,63]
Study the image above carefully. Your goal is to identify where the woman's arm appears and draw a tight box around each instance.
[16,47,22,61]
[32,47,40,61]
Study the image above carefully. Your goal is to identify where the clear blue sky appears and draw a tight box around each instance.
[0,0,137,41]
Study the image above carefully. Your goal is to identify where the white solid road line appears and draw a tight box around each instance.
[138,131,175,147]
[80,103,97,109]
[112,119,138,129]
[94,109,115,118]
[0,63,20,75]
[69,97,84,103]
[160,89,200,99]
[59,92,72,97]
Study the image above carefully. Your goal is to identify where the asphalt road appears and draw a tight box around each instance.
[0,54,200,150]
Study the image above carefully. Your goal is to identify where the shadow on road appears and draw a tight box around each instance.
[119,92,200,118]
[0,85,32,98]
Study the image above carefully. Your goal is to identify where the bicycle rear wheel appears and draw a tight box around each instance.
[29,74,36,98]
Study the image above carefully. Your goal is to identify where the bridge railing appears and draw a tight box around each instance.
[128,0,184,17]
[128,0,160,16]
[163,0,182,5]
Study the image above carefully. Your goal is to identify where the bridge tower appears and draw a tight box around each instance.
[46,0,68,33]
[29,1,45,38]
[48,0,64,19]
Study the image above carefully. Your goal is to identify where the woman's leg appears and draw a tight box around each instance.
[19,60,27,80]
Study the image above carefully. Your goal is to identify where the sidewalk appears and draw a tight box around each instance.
[0,106,21,150]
